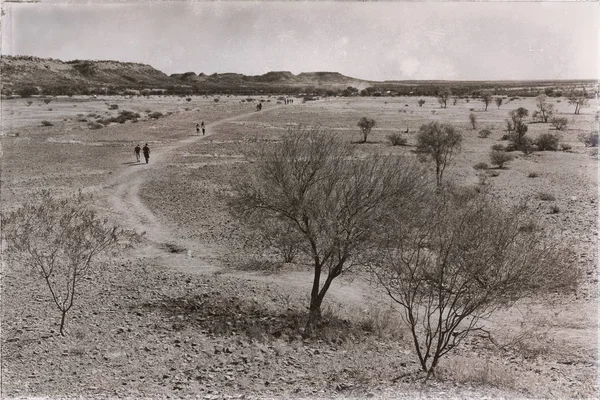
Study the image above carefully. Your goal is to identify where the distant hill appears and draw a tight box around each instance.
[1,55,596,97]
[1,56,370,96]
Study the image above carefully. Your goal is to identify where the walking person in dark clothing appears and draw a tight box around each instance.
[142,143,150,164]
[196,123,200,135]
[201,121,206,135]
[134,144,141,163]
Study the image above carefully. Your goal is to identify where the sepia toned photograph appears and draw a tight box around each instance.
[1,1,598,399]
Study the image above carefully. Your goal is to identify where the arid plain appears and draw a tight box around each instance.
[1,94,598,399]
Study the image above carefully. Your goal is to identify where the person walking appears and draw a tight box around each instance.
[201,121,205,135]
[134,144,141,163]
[142,143,150,164]
[196,123,200,135]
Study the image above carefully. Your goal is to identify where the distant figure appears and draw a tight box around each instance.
[142,143,150,164]
[134,144,141,163]
[405,128,409,133]
[201,121,205,135]
[196,123,200,135]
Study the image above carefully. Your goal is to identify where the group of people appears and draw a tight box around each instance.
[195,121,206,135]
[284,98,294,104]
[134,143,150,164]
[256,103,263,111]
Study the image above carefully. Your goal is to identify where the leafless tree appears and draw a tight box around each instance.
[370,186,577,378]
[416,122,462,187]
[535,94,554,123]
[3,191,135,335]
[357,117,376,143]
[231,126,427,331]
[550,117,568,131]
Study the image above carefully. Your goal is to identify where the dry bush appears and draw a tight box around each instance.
[537,191,556,201]
[108,104,119,110]
[387,133,407,146]
[535,133,560,151]
[41,120,53,127]
[369,185,576,376]
[473,162,488,170]
[3,191,135,335]
[550,117,568,131]
[478,129,491,138]
[87,121,103,130]
[148,111,163,119]
[578,132,598,147]
[491,143,506,152]
[527,172,539,178]
[489,150,514,169]
[231,126,428,331]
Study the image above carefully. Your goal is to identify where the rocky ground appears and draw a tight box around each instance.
[2,95,598,399]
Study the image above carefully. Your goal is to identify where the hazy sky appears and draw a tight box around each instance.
[2,1,598,81]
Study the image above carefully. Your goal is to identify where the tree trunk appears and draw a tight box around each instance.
[59,310,67,336]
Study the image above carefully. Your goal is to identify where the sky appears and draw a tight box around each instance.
[2,1,598,81]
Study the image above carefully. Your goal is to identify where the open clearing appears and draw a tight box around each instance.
[1,94,598,399]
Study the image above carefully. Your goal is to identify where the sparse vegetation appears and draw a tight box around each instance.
[473,162,488,170]
[41,120,53,127]
[148,111,163,119]
[495,97,503,109]
[481,91,493,111]
[537,192,556,201]
[109,104,119,110]
[418,99,426,107]
[534,95,554,123]
[87,121,103,130]
[490,150,514,168]
[437,88,451,108]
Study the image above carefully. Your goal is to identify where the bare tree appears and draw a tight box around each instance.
[3,191,134,335]
[370,186,576,377]
[437,88,451,109]
[357,117,376,143]
[495,97,503,109]
[535,94,554,123]
[567,89,589,115]
[481,91,493,111]
[416,122,462,187]
[231,126,427,331]
[418,99,426,107]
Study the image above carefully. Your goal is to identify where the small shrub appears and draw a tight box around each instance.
[489,150,514,169]
[535,133,560,151]
[214,98,219,102]
[473,162,488,170]
[387,133,407,146]
[560,143,572,151]
[26,101,33,106]
[41,120,53,127]
[500,134,510,141]
[578,132,598,147]
[527,172,539,178]
[550,117,568,131]
[43,99,52,105]
[148,111,163,119]
[478,129,491,138]
[78,118,88,122]
[537,192,555,201]
[548,204,560,214]
[486,170,500,177]
[491,144,506,152]
[108,104,119,110]
[186,98,192,102]
[87,121,103,130]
